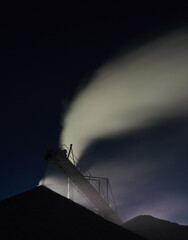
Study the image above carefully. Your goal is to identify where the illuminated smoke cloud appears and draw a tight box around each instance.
[60,30,188,159]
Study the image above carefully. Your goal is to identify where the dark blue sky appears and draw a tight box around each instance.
[0,1,188,223]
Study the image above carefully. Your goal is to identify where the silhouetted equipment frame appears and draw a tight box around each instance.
[45,146,123,225]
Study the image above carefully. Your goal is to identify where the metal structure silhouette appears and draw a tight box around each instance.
[45,145,123,225]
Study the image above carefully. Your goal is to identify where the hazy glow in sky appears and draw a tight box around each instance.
[60,30,188,159]
[88,155,188,224]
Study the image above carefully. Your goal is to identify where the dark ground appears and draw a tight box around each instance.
[0,185,147,240]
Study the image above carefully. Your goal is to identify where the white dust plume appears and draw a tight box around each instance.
[60,30,188,159]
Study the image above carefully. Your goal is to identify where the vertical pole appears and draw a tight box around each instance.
[106,179,109,203]
[67,178,73,200]
[67,178,70,199]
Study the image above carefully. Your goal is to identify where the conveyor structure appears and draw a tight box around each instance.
[45,146,123,225]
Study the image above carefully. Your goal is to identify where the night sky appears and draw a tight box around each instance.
[1,2,188,224]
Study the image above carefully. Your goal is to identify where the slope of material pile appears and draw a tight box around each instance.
[0,186,147,240]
